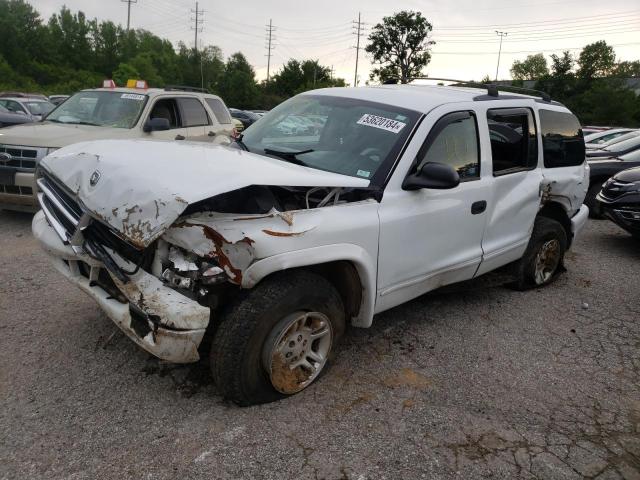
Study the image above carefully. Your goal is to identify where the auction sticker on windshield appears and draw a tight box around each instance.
[121,94,146,101]
[357,114,407,134]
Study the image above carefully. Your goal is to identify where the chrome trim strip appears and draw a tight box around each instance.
[38,192,69,243]
[36,177,79,227]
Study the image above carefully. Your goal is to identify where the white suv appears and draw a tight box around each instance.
[32,84,589,405]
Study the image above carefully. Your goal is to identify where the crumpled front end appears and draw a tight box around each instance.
[32,172,210,363]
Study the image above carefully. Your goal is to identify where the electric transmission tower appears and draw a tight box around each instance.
[265,19,277,83]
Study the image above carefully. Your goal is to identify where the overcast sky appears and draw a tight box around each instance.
[29,0,640,84]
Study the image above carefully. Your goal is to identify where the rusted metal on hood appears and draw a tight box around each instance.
[40,140,369,248]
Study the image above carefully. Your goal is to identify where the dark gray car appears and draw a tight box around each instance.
[0,104,34,128]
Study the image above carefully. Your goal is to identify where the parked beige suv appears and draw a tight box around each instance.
[0,85,235,212]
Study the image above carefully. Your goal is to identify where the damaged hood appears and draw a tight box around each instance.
[40,139,370,247]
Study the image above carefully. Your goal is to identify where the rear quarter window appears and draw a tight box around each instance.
[539,110,585,168]
[177,97,210,127]
[205,98,232,124]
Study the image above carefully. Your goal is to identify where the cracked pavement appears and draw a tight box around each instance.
[1,210,639,479]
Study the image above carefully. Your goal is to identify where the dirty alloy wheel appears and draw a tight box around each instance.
[513,216,567,290]
[210,270,345,406]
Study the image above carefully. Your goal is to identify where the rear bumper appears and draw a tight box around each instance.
[570,204,590,243]
[32,210,209,363]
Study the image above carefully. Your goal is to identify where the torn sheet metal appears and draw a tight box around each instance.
[40,140,369,247]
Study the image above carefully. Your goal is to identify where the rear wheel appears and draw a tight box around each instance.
[210,270,345,406]
[514,216,567,290]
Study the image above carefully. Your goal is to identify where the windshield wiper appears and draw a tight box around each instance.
[234,134,250,151]
[263,148,314,166]
[74,121,101,127]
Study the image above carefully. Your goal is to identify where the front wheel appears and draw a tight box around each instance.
[513,217,567,290]
[210,270,345,406]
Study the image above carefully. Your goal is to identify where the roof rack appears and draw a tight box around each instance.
[164,85,209,93]
[384,77,552,102]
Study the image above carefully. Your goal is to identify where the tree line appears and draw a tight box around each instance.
[509,42,640,126]
[0,0,346,109]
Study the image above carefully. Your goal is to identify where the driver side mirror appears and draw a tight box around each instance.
[143,117,170,133]
[402,162,460,191]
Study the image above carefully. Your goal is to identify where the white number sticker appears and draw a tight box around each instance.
[357,114,407,134]
[121,94,145,101]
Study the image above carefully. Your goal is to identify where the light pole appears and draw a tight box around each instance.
[495,31,508,82]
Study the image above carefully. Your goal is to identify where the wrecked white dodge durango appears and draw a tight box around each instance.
[33,84,589,405]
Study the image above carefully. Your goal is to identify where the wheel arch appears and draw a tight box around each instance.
[537,201,572,247]
[241,244,377,328]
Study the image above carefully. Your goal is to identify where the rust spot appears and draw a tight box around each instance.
[271,353,308,393]
[233,214,275,222]
[201,225,254,284]
[278,211,294,226]
[261,229,307,237]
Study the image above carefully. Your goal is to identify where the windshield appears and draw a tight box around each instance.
[605,134,640,153]
[25,101,55,116]
[45,91,148,128]
[240,94,420,183]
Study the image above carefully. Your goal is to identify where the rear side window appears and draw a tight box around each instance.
[177,98,209,127]
[539,110,585,168]
[418,111,480,180]
[487,108,537,175]
[205,98,232,124]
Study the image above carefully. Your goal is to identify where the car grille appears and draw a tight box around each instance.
[0,185,32,195]
[38,170,144,265]
[0,145,46,171]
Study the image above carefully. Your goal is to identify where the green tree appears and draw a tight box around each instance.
[215,52,258,109]
[510,54,548,81]
[365,11,435,84]
[112,62,139,86]
[613,60,640,78]
[577,40,616,79]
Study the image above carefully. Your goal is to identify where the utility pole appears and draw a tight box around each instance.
[495,31,508,81]
[265,19,276,83]
[191,2,204,54]
[121,0,137,31]
[352,12,365,87]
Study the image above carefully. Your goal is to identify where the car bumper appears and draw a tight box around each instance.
[32,211,209,363]
[0,171,38,212]
[600,205,640,235]
[570,204,590,242]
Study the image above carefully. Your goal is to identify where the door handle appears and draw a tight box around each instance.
[471,201,487,215]
[208,131,216,137]
[175,134,185,140]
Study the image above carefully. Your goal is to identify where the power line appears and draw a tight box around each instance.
[121,0,137,31]
[265,19,276,83]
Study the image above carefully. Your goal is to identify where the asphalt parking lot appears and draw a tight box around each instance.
[1,210,639,480]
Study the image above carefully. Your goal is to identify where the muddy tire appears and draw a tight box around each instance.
[210,270,345,406]
[513,216,567,291]
[585,183,604,219]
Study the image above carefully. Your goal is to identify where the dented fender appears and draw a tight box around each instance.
[241,243,377,328]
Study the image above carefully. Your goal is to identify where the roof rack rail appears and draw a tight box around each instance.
[164,85,209,93]
[383,77,552,102]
